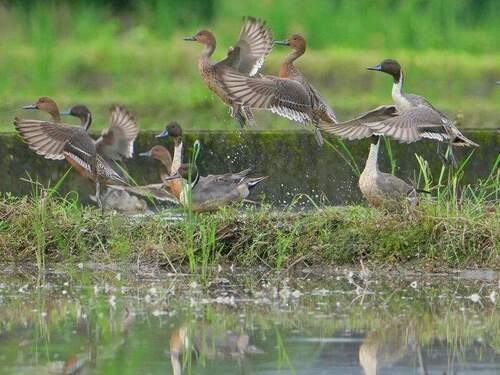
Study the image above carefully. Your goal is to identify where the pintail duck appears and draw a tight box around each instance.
[169,325,263,375]
[359,135,418,210]
[273,34,339,145]
[13,97,127,209]
[218,51,328,145]
[156,121,184,175]
[110,145,179,204]
[61,104,139,163]
[165,163,268,212]
[184,17,273,127]
[323,59,478,162]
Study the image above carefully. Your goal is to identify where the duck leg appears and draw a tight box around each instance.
[313,128,324,148]
[437,142,457,168]
[95,179,104,214]
[231,104,246,128]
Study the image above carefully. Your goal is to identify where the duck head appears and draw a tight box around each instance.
[22,97,61,121]
[156,121,183,139]
[183,30,216,49]
[140,145,172,162]
[274,34,306,53]
[60,104,92,130]
[367,59,402,83]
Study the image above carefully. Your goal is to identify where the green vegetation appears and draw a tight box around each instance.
[0,0,498,132]
[1,193,497,270]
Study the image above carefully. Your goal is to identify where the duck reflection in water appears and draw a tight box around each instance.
[359,324,428,375]
[169,324,263,374]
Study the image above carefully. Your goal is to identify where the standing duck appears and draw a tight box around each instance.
[359,135,418,210]
[164,163,268,212]
[156,121,184,175]
[322,59,478,163]
[13,97,127,209]
[184,17,273,127]
[273,34,339,145]
[109,145,179,204]
[60,104,139,163]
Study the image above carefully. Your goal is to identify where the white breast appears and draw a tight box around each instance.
[392,81,412,111]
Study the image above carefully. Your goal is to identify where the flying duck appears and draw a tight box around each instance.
[13,97,127,210]
[184,17,273,127]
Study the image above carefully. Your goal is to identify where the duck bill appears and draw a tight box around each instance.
[272,39,289,46]
[155,129,169,138]
[163,172,181,181]
[367,64,382,71]
[22,103,37,110]
[139,150,152,157]
[183,35,197,42]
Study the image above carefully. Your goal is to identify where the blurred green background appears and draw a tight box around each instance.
[0,0,498,131]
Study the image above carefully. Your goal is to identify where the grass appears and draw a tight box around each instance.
[2,142,496,272]
[0,1,499,132]
[0,187,497,270]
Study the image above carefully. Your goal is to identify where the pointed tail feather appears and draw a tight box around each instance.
[453,133,479,147]
[246,175,268,189]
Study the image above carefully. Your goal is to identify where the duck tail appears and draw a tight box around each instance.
[416,189,431,194]
[453,133,479,147]
[97,156,129,186]
[237,166,256,177]
[246,175,268,189]
[242,106,256,126]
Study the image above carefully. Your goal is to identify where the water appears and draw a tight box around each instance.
[1,130,498,207]
[0,265,498,374]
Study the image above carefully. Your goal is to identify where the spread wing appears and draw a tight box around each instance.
[216,17,273,76]
[366,106,449,144]
[14,117,99,175]
[96,105,139,160]
[316,105,397,140]
[219,70,313,124]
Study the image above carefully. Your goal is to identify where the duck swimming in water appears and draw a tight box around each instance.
[14,97,128,210]
[184,17,273,127]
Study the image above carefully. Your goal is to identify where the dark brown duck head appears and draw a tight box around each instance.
[156,121,183,143]
[22,96,61,122]
[139,145,173,173]
[184,30,216,55]
[367,59,402,83]
[60,104,92,131]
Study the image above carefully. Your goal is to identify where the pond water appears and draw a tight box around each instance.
[0,265,498,374]
[1,130,498,207]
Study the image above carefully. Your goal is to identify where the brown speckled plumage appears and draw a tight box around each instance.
[14,97,127,210]
[186,17,273,127]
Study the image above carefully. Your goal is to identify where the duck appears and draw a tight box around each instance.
[155,121,184,175]
[358,135,418,210]
[13,97,127,210]
[169,324,263,375]
[273,34,339,145]
[184,17,273,127]
[60,104,139,163]
[322,59,478,163]
[164,162,268,212]
[108,145,179,204]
